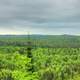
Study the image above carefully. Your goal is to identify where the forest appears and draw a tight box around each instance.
[0,35,80,80]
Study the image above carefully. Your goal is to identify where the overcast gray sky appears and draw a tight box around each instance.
[0,0,80,35]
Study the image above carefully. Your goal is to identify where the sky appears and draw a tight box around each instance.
[0,0,80,35]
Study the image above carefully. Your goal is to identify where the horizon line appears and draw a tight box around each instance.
[0,34,80,36]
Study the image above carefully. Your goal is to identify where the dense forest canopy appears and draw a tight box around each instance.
[0,35,80,80]
[0,35,80,47]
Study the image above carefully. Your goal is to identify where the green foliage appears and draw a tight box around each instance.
[40,68,55,80]
[0,46,80,80]
[0,69,13,80]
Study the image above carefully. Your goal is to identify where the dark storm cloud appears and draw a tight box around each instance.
[0,0,80,34]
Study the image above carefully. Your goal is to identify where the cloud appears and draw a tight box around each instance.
[0,0,80,34]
